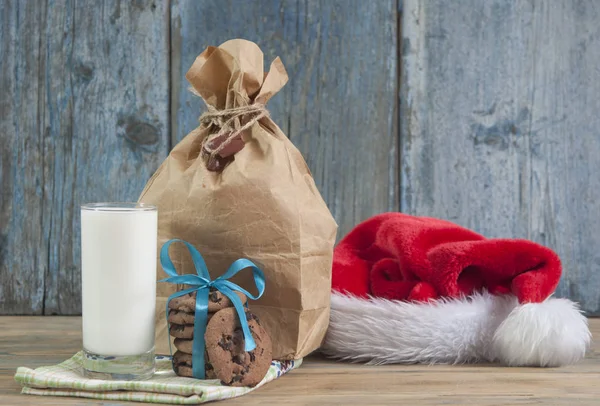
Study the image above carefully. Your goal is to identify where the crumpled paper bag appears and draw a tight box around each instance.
[139,39,337,360]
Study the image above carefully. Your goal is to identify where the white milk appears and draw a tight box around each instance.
[81,204,157,356]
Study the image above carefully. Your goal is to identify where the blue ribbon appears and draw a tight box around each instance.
[159,239,265,379]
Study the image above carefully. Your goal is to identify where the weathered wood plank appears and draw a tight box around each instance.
[2,316,600,405]
[0,0,170,314]
[1,0,49,315]
[401,0,600,313]
[171,0,399,239]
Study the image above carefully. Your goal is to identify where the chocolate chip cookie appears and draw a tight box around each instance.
[169,314,214,339]
[168,309,196,325]
[168,289,247,313]
[167,310,214,326]
[169,324,195,339]
[172,350,216,379]
[173,337,194,354]
[205,308,272,387]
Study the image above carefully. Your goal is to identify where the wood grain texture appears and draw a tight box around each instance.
[0,0,47,315]
[3,0,599,317]
[401,0,600,313]
[2,316,600,405]
[0,0,169,314]
[171,0,399,238]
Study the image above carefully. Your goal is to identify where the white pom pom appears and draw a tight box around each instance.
[491,297,591,367]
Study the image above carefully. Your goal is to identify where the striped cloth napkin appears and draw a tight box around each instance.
[14,352,301,404]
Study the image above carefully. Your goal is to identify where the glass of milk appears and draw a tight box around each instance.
[81,203,157,380]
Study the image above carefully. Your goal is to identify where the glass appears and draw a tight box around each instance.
[80,203,157,380]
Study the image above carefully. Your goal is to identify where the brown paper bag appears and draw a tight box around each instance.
[139,39,337,360]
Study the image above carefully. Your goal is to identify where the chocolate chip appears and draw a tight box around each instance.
[206,362,214,371]
[246,311,261,325]
[209,291,222,303]
[232,353,246,365]
[171,324,185,332]
[218,337,233,351]
[231,374,243,383]
[249,351,256,362]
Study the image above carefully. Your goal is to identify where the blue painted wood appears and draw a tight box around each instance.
[171,0,399,240]
[8,0,597,315]
[401,0,600,314]
[0,0,169,314]
[0,0,46,315]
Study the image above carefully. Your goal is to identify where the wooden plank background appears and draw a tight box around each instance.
[171,0,399,233]
[1,0,598,314]
[0,0,170,314]
[401,0,600,313]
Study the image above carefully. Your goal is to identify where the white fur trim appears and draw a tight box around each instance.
[322,291,591,367]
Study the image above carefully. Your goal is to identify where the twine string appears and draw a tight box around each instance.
[199,103,269,158]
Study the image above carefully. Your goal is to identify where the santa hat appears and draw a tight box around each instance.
[322,213,591,367]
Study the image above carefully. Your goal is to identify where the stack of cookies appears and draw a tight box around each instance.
[167,289,273,387]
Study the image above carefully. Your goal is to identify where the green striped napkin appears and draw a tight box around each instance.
[15,352,301,404]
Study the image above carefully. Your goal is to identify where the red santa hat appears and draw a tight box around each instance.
[322,213,590,367]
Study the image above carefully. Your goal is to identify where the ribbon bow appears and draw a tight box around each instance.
[160,239,266,379]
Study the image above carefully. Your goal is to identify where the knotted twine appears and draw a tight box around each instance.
[198,102,270,159]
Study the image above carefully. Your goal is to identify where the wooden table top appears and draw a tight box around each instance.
[1,316,599,405]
